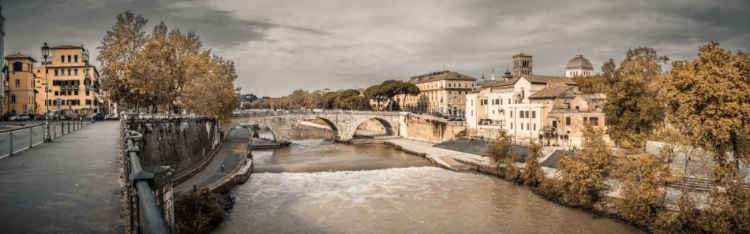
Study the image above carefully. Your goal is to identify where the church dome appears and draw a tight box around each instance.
[565,54,593,70]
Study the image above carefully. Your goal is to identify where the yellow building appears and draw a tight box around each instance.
[402,70,476,115]
[3,52,38,114]
[33,45,101,116]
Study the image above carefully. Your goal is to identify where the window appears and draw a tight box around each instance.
[527,123,529,130]
[492,110,495,114]
[74,91,79,96]
[566,117,571,126]
[12,62,23,71]
[61,55,65,63]
[590,117,599,126]
[15,79,20,87]
[10,95,16,104]
[533,124,536,131]
[74,55,78,63]
[511,122,513,129]
[521,123,524,130]
[532,111,536,119]
[67,91,72,95]
[86,91,90,96]
[86,99,92,105]
[500,99,503,105]
[510,111,513,118]
[583,117,588,123]
[471,110,473,116]
[67,55,71,63]
[67,69,71,76]
[74,69,78,76]
[520,111,524,118]
[525,111,530,119]
[55,91,59,95]
[55,70,59,76]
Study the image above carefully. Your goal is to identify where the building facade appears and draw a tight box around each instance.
[33,45,101,116]
[1,6,6,111]
[3,53,37,114]
[401,71,476,116]
[466,53,606,147]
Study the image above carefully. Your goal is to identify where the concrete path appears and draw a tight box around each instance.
[385,138,490,171]
[174,126,250,195]
[0,121,124,233]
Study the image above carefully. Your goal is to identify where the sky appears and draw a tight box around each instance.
[2,0,749,97]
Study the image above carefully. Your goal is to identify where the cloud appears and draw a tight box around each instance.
[3,0,749,96]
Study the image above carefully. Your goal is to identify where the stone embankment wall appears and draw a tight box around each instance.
[130,118,220,174]
[403,114,465,143]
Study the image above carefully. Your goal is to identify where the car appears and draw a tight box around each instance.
[7,114,18,121]
[15,114,31,121]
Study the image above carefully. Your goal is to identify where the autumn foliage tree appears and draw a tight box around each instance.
[604,47,669,148]
[556,124,612,208]
[521,141,544,187]
[98,11,239,121]
[486,129,519,181]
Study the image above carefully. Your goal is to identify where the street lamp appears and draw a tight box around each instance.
[41,42,51,142]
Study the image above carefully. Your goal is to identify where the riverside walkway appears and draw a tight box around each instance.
[174,125,250,195]
[0,121,124,233]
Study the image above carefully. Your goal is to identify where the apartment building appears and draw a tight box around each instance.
[402,70,476,115]
[3,53,37,114]
[33,45,101,116]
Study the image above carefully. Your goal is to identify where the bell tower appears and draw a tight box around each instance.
[512,53,532,77]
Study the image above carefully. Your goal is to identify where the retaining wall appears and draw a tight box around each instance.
[129,118,220,174]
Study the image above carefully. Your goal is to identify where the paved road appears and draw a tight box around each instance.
[174,125,250,195]
[0,121,124,233]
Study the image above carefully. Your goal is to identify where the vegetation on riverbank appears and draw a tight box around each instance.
[489,43,750,233]
[174,188,235,234]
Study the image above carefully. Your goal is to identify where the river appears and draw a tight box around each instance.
[214,127,640,234]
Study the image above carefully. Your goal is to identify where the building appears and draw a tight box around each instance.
[466,53,606,147]
[3,53,37,114]
[401,70,476,115]
[1,6,6,113]
[565,54,594,77]
[33,45,101,116]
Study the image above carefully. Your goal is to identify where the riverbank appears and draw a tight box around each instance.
[382,137,642,232]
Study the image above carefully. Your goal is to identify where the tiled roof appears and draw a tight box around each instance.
[4,52,37,62]
[576,93,606,99]
[479,78,519,87]
[528,86,577,99]
[522,75,578,86]
[409,71,476,84]
[51,45,84,49]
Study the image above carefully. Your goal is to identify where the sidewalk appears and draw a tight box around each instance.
[174,126,250,195]
[385,138,490,171]
[0,121,124,233]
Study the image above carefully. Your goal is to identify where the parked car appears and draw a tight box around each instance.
[14,114,31,121]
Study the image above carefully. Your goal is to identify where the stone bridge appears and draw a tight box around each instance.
[234,110,405,142]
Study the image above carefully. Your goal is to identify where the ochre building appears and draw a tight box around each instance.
[33,45,102,116]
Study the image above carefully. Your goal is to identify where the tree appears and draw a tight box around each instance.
[521,141,544,187]
[97,11,149,109]
[603,47,669,148]
[365,80,420,111]
[557,124,612,208]
[99,12,240,120]
[614,153,672,228]
[241,94,258,103]
[665,42,750,181]
[486,129,519,181]
[322,92,339,109]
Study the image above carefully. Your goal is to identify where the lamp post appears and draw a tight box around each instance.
[42,42,52,142]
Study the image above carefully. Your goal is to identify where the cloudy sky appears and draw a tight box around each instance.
[3,0,749,96]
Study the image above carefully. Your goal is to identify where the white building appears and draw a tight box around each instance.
[565,54,594,77]
[467,53,606,147]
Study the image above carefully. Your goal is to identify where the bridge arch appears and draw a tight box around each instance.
[344,117,397,140]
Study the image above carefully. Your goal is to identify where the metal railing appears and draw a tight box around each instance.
[123,115,172,234]
[0,119,91,159]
